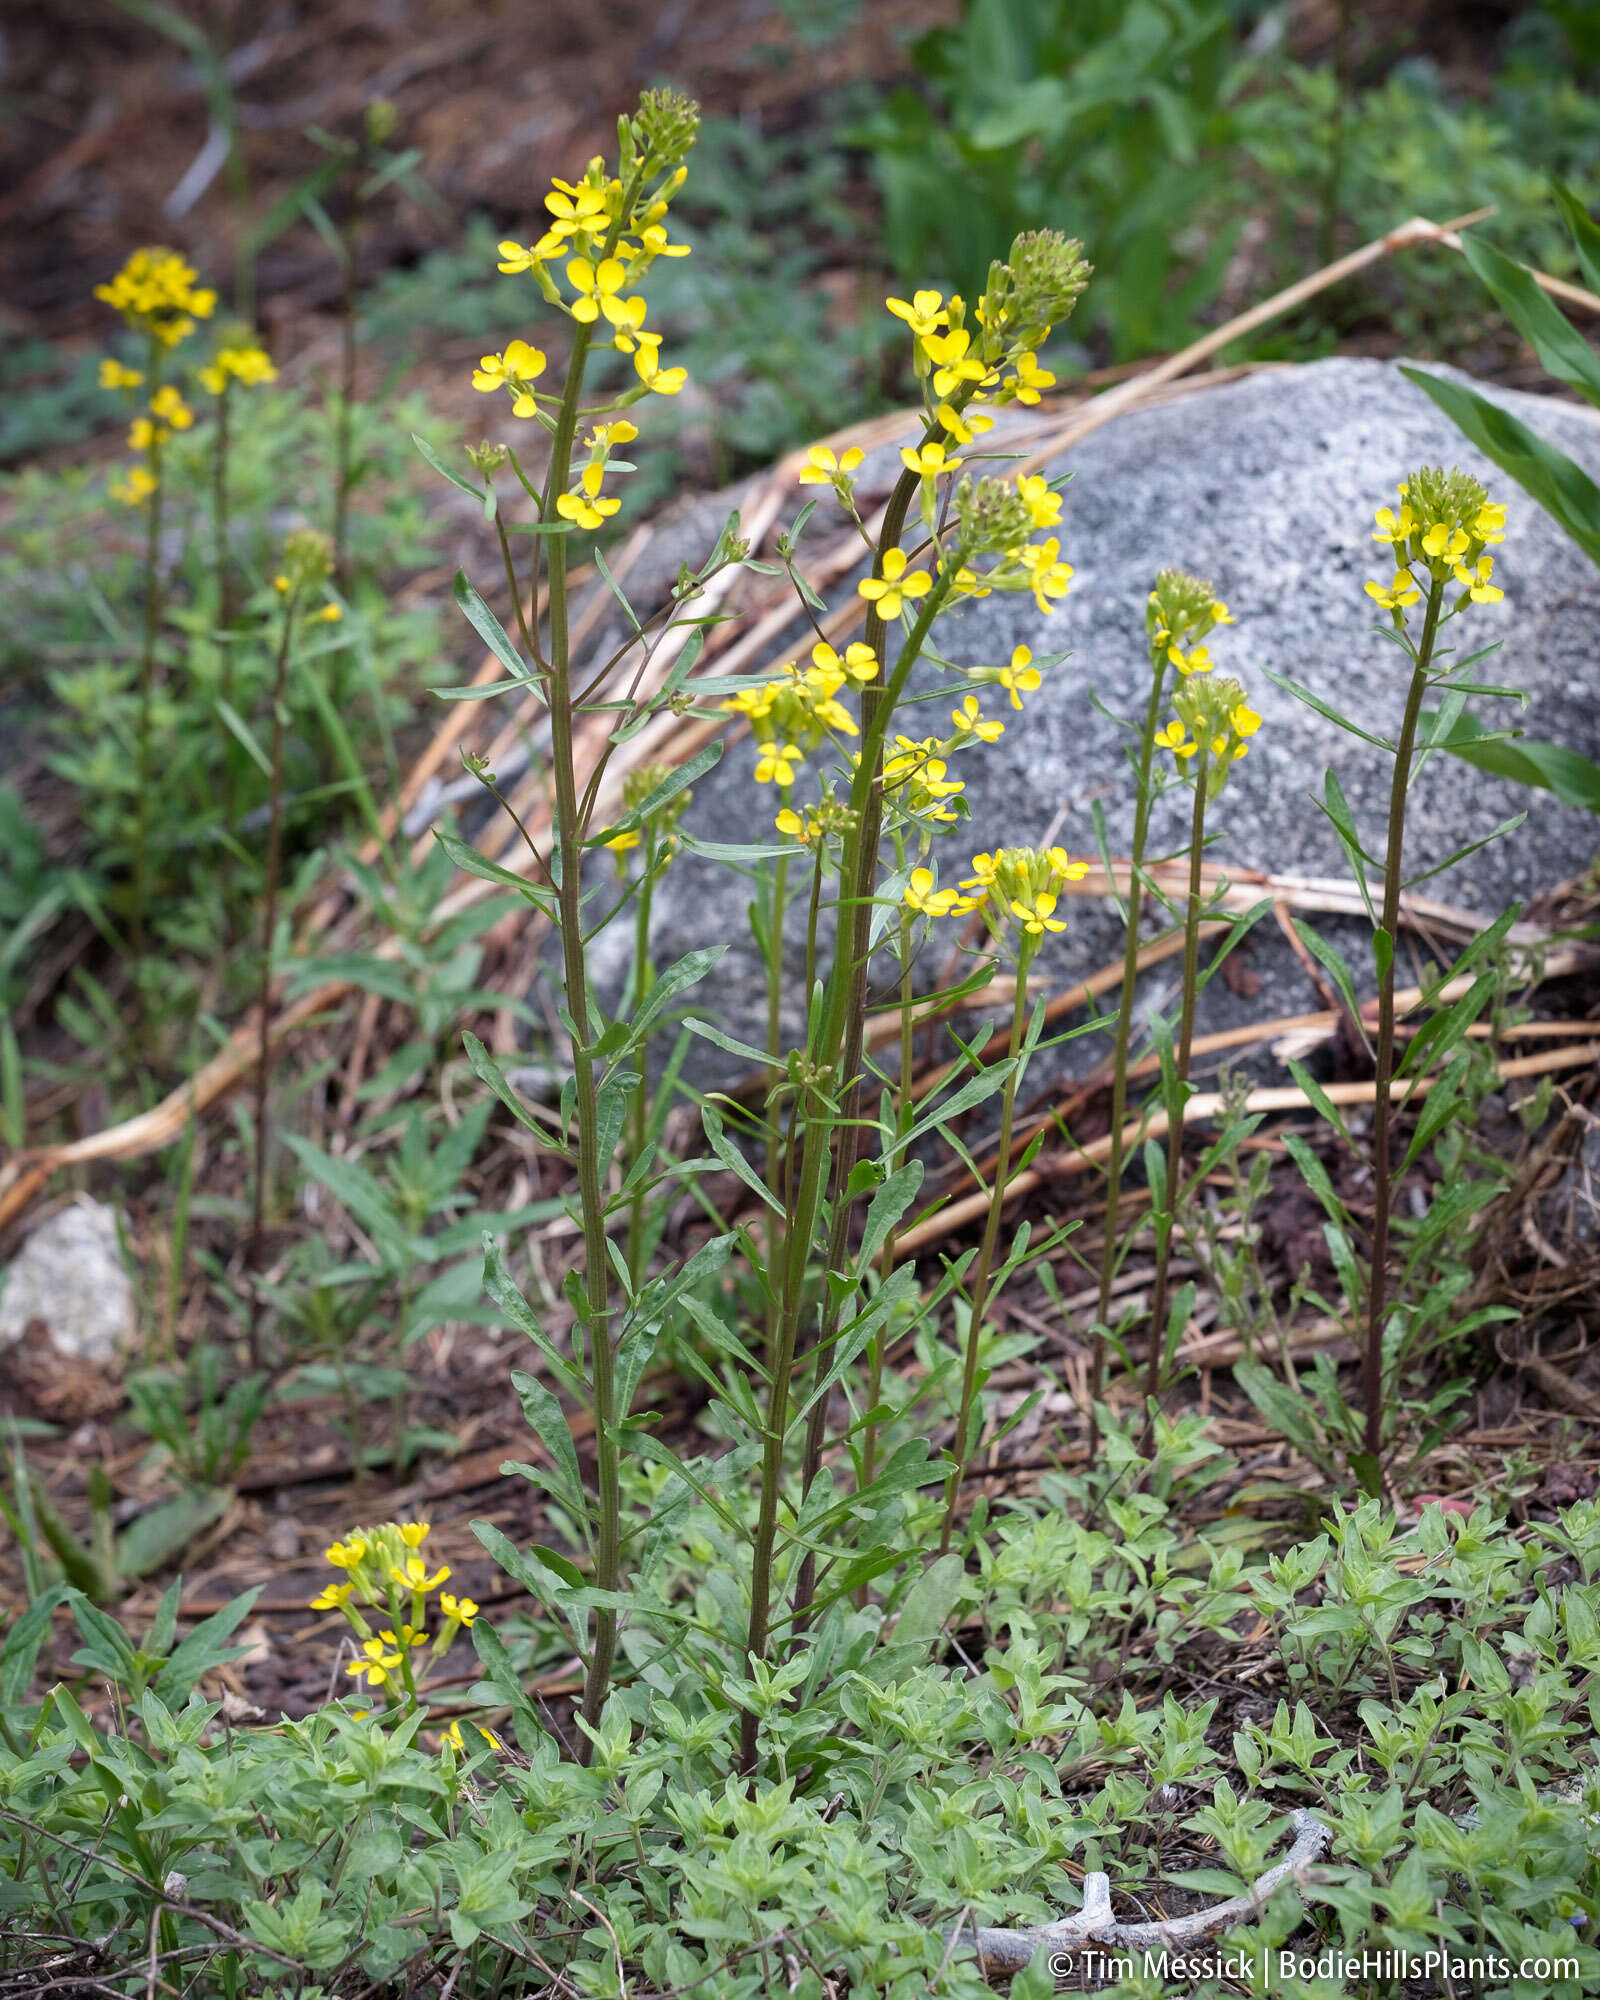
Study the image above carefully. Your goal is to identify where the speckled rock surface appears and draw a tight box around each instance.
[605,358,1600,1078]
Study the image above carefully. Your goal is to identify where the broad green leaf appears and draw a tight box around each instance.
[1421,708,1600,813]
[1460,233,1600,413]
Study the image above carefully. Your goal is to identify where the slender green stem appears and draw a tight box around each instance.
[862,916,916,1499]
[212,383,235,628]
[246,592,298,1369]
[1142,758,1209,1423]
[763,843,792,1330]
[542,162,646,1758]
[332,232,358,586]
[1089,657,1170,1458]
[1363,582,1442,1467]
[130,333,165,1033]
[626,864,656,1289]
[939,942,1032,1553]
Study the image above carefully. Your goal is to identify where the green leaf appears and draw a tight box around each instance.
[1286,1058,1353,1147]
[1554,181,1600,301]
[857,1160,924,1271]
[891,1552,966,1656]
[411,433,485,501]
[452,570,534,683]
[1460,232,1600,413]
[433,829,554,914]
[0,1585,69,1709]
[1421,708,1600,813]
[509,1370,584,1507]
[155,1586,262,1703]
[1400,365,1600,568]
[116,1489,229,1579]
[701,1104,783,1216]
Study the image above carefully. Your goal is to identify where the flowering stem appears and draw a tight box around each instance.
[540,313,623,1758]
[1363,581,1442,1472]
[940,938,1032,1555]
[246,587,299,1369]
[1142,753,1210,1424]
[785,531,956,1634]
[762,844,792,1313]
[130,333,165,1032]
[862,914,917,1500]
[626,861,656,1289]
[1090,657,1169,1459]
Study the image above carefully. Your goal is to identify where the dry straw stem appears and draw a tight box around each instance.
[892,1038,1600,1258]
[0,210,1522,1234]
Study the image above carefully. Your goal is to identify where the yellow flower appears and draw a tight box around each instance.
[93,247,215,344]
[1008,350,1055,403]
[1158,718,1197,760]
[440,1592,478,1626]
[109,464,157,506]
[316,603,343,623]
[1421,522,1470,566]
[951,695,1003,742]
[886,289,947,337]
[472,339,548,396]
[309,1581,353,1612]
[1210,599,1235,624]
[812,640,877,685]
[998,645,1041,709]
[1231,702,1262,738]
[901,439,952,477]
[1453,554,1503,603]
[127,417,163,452]
[921,327,987,399]
[1017,475,1060,530]
[544,179,608,240]
[1372,503,1416,545]
[1167,644,1212,676]
[442,1719,465,1752]
[1365,568,1421,611]
[497,239,546,274]
[99,358,144,390]
[632,331,686,395]
[346,1638,402,1688]
[557,485,621,529]
[755,741,801,785]
[1474,502,1507,544]
[903,867,966,917]
[799,444,864,486]
[325,1536,368,1570]
[390,1557,450,1593]
[1009,890,1066,935]
[149,388,190,429]
[775,805,823,845]
[636,222,690,259]
[567,255,631,325]
[858,547,931,621]
[937,401,994,445]
[1015,539,1074,614]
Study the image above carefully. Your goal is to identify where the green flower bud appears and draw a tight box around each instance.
[467,441,509,474]
[978,231,1092,356]
[955,475,1036,556]
[633,89,701,173]
[279,527,334,594]
[365,98,400,149]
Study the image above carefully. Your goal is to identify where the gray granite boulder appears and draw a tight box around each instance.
[621,358,1600,1078]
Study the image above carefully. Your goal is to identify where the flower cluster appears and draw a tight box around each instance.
[605,757,691,864]
[1147,568,1234,677]
[957,844,1091,944]
[807,239,1086,619]
[480,93,699,420]
[272,528,343,621]
[94,247,216,347]
[1158,672,1262,796]
[725,640,880,795]
[197,341,277,396]
[1367,468,1507,617]
[312,1522,478,1705]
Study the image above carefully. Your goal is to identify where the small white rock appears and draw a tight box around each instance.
[0,1197,136,1364]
